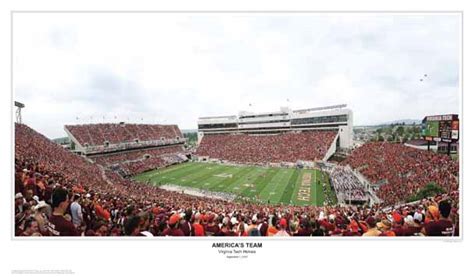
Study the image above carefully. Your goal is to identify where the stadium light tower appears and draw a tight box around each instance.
[14,101,25,124]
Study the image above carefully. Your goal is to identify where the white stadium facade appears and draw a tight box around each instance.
[197,104,353,162]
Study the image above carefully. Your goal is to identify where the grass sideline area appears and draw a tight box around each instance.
[133,162,336,206]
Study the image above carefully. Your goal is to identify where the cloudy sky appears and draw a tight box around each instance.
[13,13,460,138]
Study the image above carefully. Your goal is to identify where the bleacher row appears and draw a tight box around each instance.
[65,123,182,146]
[91,146,187,176]
[196,131,337,164]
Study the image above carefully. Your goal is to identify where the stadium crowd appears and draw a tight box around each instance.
[159,184,238,202]
[91,146,186,176]
[341,142,459,205]
[15,123,459,237]
[91,146,184,165]
[115,154,187,176]
[330,166,369,203]
[196,131,337,164]
[65,123,182,146]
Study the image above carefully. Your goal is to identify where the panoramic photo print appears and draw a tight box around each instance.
[13,12,460,237]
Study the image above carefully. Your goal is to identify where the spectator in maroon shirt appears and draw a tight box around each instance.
[295,218,312,236]
[402,215,423,236]
[311,220,325,236]
[162,213,184,236]
[258,215,269,237]
[391,218,405,236]
[138,212,151,234]
[24,174,38,197]
[124,216,141,236]
[216,218,236,236]
[179,209,193,236]
[93,220,110,236]
[47,187,80,236]
[423,200,455,236]
[204,214,220,236]
[155,220,168,236]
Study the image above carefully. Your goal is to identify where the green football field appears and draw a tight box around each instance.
[133,162,336,206]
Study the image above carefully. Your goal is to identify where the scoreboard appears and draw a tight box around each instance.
[422,114,459,143]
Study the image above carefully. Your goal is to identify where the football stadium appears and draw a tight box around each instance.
[14,101,460,237]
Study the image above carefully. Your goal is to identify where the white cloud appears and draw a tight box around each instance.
[13,13,460,138]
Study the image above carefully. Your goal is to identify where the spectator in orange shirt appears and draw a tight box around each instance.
[266,216,278,236]
[192,213,205,236]
[378,220,396,236]
[94,200,111,221]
